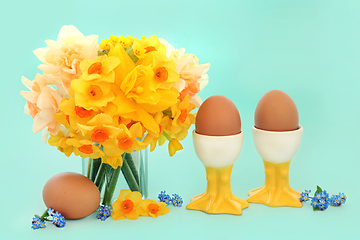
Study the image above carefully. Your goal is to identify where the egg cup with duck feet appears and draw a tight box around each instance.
[247,126,303,207]
[186,130,249,215]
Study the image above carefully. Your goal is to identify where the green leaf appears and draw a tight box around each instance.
[314,185,322,197]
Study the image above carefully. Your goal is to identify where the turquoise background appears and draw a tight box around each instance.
[1,0,359,239]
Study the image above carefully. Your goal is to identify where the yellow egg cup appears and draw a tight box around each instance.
[186,131,249,215]
[247,126,303,208]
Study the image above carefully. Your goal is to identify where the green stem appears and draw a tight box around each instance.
[162,131,173,141]
[102,166,121,206]
[86,158,92,178]
[125,153,140,185]
[121,154,139,192]
[90,158,102,182]
[94,163,107,190]
[40,209,49,219]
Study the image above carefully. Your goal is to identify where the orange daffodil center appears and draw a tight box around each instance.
[91,129,109,143]
[75,106,93,118]
[155,67,168,83]
[148,204,160,214]
[89,85,103,99]
[121,199,134,214]
[118,137,133,150]
[88,62,102,75]
[78,144,93,154]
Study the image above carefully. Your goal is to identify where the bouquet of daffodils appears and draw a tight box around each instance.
[20,25,210,204]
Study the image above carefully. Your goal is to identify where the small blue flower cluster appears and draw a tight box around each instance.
[171,194,183,207]
[300,186,347,211]
[299,190,311,202]
[31,217,46,230]
[310,190,330,211]
[31,208,66,230]
[158,191,183,207]
[158,190,171,204]
[96,205,111,221]
[330,193,347,206]
[48,208,66,228]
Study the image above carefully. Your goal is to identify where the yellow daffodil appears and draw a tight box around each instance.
[101,154,124,169]
[133,35,166,59]
[143,112,170,152]
[137,52,179,90]
[121,65,160,104]
[76,114,121,145]
[66,137,104,159]
[103,122,147,155]
[138,199,170,218]
[111,189,142,220]
[79,55,120,82]
[71,78,115,110]
[99,35,135,51]
[48,128,73,157]
[118,35,135,48]
[169,96,196,135]
[57,88,98,129]
[99,39,112,51]
[108,45,136,86]
[168,138,183,157]
[108,45,179,134]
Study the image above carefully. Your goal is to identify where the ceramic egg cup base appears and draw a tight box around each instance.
[247,160,302,208]
[186,164,249,215]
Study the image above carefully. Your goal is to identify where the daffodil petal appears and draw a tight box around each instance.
[118,189,132,202]
[124,209,139,220]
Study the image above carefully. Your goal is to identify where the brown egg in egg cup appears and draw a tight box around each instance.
[247,90,303,208]
[186,95,249,215]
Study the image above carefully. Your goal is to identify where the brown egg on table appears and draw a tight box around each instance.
[43,172,100,219]
[195,95,241,136]
[187,95,249,215]
[247,89,303,208]
[254,89,299,131]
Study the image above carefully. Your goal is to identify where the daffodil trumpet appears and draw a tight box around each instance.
[247,126,303,207]
[186,131,249,215]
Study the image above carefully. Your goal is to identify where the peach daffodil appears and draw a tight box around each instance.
[138,199,170,218]
[111,189,142,220]
[159,39,210,108]
[33,25,99,92]
[20,74,62,135]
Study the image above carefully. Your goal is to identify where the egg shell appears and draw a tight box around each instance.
[195,95,241,136]
[255,90,299,131]
[43,172,100,219]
